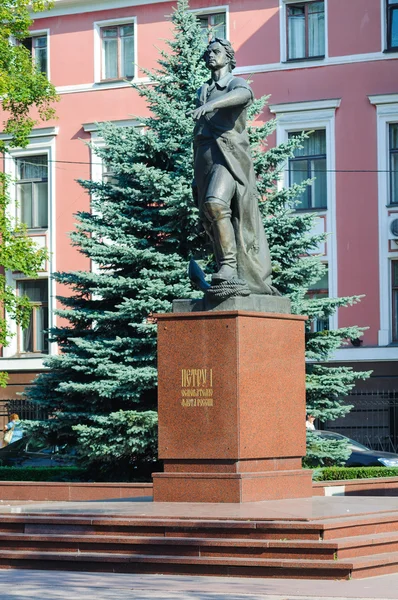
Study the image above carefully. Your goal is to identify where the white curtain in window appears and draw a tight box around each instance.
[311,158,327,208]
[211,13,226,39]
[22,313,33,352]
[35,182,48,228]
[122,36,135,78]
[288,14,305,59]
[18,183,33,228]
[103,38,118,79]
[290,159,309,208]
[308,9,325,57]
[392,153,398,204]
[35,307,44,352]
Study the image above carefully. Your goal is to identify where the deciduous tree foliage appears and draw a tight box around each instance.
[0,0,55,386]
[27,0,368,476]
[0,0,58,151]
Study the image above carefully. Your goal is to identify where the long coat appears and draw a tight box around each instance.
[193,72,277,295]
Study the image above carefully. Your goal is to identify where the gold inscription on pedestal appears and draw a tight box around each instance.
[181,368,214,407]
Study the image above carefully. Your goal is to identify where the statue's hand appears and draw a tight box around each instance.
[189,101,215,120]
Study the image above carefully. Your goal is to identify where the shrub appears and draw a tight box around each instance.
[0,467,87,482]
[313,466,398,481]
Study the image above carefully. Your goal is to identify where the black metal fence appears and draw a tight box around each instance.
[4,400,47,422]
[324,390,398,453]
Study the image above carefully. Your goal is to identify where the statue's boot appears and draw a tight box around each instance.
[203,200,237,285]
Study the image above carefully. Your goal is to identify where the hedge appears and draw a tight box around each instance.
[0,467,88,482]
[313,466,398,482]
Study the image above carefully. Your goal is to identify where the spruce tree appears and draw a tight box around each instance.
[28,0,369,475]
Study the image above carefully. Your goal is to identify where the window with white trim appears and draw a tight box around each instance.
[100,23,134,81]
[21,34,48,75]
[387,0,398,51]
[17,279,49,354]
[16,155,48,229]
[286,1,325,60]
[390,123,398,204]
[197,13,226,41]
[392,261,398,341]
[307,268,329,332]
[288,129,327,210]
[102,159,117,184]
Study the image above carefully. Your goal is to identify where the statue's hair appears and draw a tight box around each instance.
[203,38,236,71]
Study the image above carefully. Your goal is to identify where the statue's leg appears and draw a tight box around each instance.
[203,198,237,284]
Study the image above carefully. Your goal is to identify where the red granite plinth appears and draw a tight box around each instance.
[152,310,312,503]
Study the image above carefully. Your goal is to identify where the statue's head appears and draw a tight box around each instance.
[203,38,236,72]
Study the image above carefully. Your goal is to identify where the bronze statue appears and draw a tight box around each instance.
[190,38,278,298]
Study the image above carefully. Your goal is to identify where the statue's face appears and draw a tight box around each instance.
[205,41,229,71]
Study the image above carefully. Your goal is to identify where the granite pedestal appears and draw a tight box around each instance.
[152,300,312,503]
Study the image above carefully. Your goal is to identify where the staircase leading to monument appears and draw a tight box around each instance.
[1,510,398,578]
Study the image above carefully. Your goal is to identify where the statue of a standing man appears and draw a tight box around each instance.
[191,38,278,297]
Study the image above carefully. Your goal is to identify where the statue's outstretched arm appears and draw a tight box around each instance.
[190,88,251,121]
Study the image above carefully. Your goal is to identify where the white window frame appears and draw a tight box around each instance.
[279,0,329,64]
[382,0,398,52]
[21,29,51,79]
[0,127,58,367]
[16,278,50,355]
[191,5,230,41]
[369,94,398,346]
[94,17,137,84]
[269,99,339,331]
[15,154,49,230]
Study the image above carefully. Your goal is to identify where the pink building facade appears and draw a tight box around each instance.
[1,0,398,445]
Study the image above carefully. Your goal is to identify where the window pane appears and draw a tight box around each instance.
[198,15,209,39]
[290,159,310,209]
[288,6,306,59]
[34,182,48,228]
[102,38,118,79]
[391,152,398,204]
[17,155,47,180]
[391,124,398,149]
[35,306,48,352]
[309,2,324,13]
[102,27,118,38]
[18,183,33,228]
[290,130,326,158]
[308,6,325,56]
[120,25,134,37]
[121,35,135,78]
[393,261,398,287]
[18,280,48,302]
[210,13,226,38]
[392,8,398,47]
[35,46,47,74]
[311,158,327,208]
[21,37,32,53]
[22,312,34,352]
[33,36,47,48]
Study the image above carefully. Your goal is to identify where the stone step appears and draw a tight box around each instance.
[344,551,398,579]
[320,511,398,539]
[5,511,398,540]
[0,533,338,560]
[336,530,398,558]
[0,549,354,579]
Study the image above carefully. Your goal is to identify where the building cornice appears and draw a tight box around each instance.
[369,93,398,106]
[269,99,341,114]
[0,126,59,142]
[82,119,140,132]
[35,0,171,18]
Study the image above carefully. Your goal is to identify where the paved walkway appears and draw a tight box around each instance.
[0,570,397,600]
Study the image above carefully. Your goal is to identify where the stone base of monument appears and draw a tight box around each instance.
[152,301,312,503]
